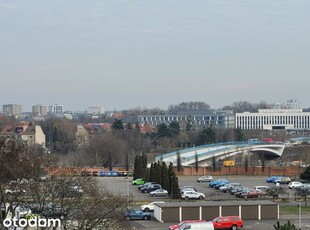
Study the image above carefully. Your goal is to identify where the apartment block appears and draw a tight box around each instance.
[2,104,22,116]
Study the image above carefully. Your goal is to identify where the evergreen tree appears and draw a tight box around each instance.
[170,172,180,199]
[157,123,170,138]
[169,121,180,137]
[161,162,169,190]
[200,126,216,144]
[195,153,199,173]
[234,128,245,142]
[149,163,155,182]
[300,166,310,181]
[177,151,182,173]
[212,156,217,171]
[168,162,174,195]
[112,119,124,130]
[142,154,148,179]
[133,155,147,180]
[151,162,161,184]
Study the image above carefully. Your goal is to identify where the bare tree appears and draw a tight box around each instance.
[86,133,128,170]
[0,137,131,230]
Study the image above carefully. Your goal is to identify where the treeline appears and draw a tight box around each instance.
[133,155,180,199]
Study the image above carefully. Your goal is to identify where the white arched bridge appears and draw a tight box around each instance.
[155,141,286,167]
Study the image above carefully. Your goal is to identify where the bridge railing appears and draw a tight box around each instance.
[156,141,284,162]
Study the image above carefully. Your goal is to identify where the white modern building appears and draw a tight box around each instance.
[235,109,310,130]
[49,104,63,114]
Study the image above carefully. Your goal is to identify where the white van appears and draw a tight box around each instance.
[180,221,215,230]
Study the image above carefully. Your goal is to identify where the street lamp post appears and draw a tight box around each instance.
[299,201,301,230]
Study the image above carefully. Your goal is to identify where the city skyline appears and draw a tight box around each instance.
[1,1,310,112]
[0,98,306,114]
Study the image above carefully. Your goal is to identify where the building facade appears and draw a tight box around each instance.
[138,110,235,130]
[235,109,310,130]
[32,104,48,116]
[0,122,46,147]
[2,104,22,116]
[49,104,63,114]
[86,106,105,115]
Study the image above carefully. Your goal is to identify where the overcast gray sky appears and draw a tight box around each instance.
[1,0,310,112]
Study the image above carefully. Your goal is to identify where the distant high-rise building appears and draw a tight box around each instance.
[32,104,48,116]
[49,104,63,114]
[2,104,22,116]
[86,106,105,115]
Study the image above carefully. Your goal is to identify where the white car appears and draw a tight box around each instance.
[288,181,303,189]
[181,191,205,200]
[180,186,197,191]
[254,185,269,194]
[140,201,165,212]
[180,188,196,194]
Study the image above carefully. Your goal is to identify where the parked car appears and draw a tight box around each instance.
[274,176,291,184]
[138,182,156,191]
[266,176,281,183]
[197,175,213,183]
[240,189,262,198]
[212,216,243,230]
[141,184,161,193]
[180,186,197,191]
[180,188,196,194]
[124,209,151,220]
[288,181,304,189]
[209,179,228,188]
[223,184,242,193]
[140,201,165,212]
[232,187,248,196]
[181,191,205,200]
[254,185,269,194]
[149,189,168,197]
[169,220,207,230]
[180,221,215,230]
[132,178,145,185]
[214,180,231,189]
[220,183,241,193]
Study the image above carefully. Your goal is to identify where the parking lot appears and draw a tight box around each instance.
[97,175,310,229]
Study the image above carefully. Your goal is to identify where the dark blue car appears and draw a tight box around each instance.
[209,179,228,188]
[124,209,151,220]
[266,176,281,183]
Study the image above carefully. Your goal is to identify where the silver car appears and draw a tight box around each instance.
[197,175,213,182]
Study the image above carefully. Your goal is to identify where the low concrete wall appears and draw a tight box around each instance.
[175,166,305,177]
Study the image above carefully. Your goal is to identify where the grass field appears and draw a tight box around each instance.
[280,205,310,214]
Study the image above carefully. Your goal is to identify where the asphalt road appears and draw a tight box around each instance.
[97,175,310,230]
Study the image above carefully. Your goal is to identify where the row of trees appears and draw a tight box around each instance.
[133,155,180,199]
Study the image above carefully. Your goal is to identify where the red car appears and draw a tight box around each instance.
[212,216,243,230]
[168,220,206,230]
[240,189,262,199]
